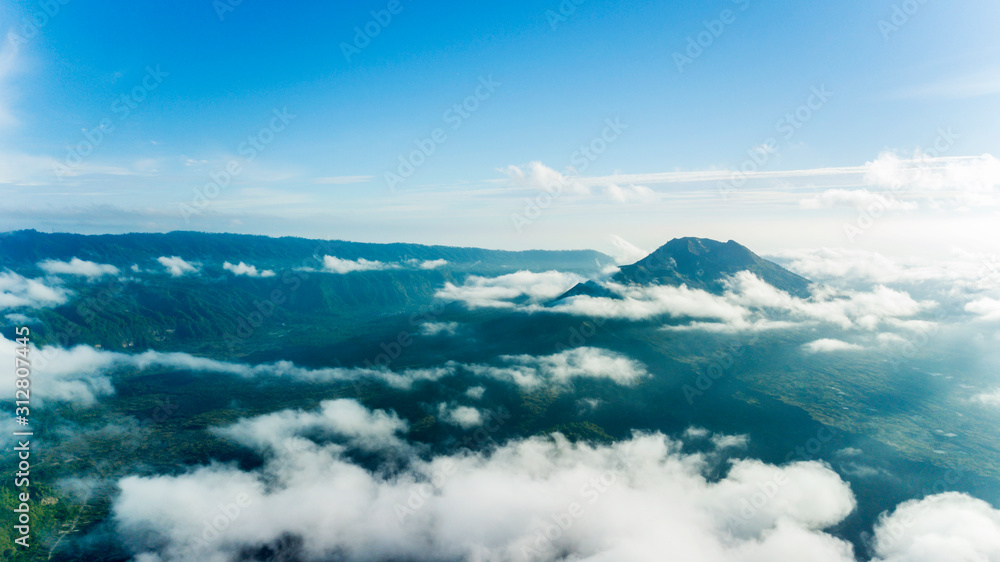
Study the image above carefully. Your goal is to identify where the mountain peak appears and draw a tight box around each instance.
[610,237,810,297]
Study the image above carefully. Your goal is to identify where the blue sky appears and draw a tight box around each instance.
[2,0,999,258]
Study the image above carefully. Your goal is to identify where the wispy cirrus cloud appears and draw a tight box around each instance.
[799,188,917,211]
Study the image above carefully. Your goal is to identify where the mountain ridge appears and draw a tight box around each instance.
[0,230,615,275]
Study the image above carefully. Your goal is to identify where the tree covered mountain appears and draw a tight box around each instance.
[0,230,614,275]
[2,230,614,355]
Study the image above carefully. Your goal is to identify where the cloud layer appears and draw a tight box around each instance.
[438,269,933,335]
[468,347,648,389]
[437,270,584,309]
[870,492,1000,561]
[115,409,864,562]
[1,336,645,406]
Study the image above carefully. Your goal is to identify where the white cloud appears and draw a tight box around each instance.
[2,337,650,407]
[157,256,199,277]
[549,281,748,323]
[876,332,909,347]
[436,403,483,429]
[604,183,655,203]
[0,335,115,406]
[419,322,459,336]
[320,257,448,274]
[501,163,657,203]
[469,347,648,389]
[499,161,590,195]
[222,261,275,278]
[0,31,23,130]
[322,255,395,274]
[724,272,928,331]
[608,234,648,265]
[864,152,1000,208]
[971,389,1000,407]
[215,399,410,454]
[802,339,864,353]
[114,426,861,562]
[870,492,1000,562]
[0,336,424,406]
[417,259,448,270]
[770,248,916,285]
[442,268,930,333]
[465,386,486,400]
[0,271,70,311]
[769,248,1000,293]
[965,297,1000,322]
[4,312,36,324]
[684,426,711,440]
[437,270,584,309]
[799,188,917,211]
[38,258,119,278]
[711,433,750,449]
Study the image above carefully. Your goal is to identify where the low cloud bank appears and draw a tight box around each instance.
[438,270,933,334]
[114,409,860,562]
[1,336,645,405]
[467,346,648,389]
[436,270,584,309]
[322,256,449,274]
[113,400,1000,562]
